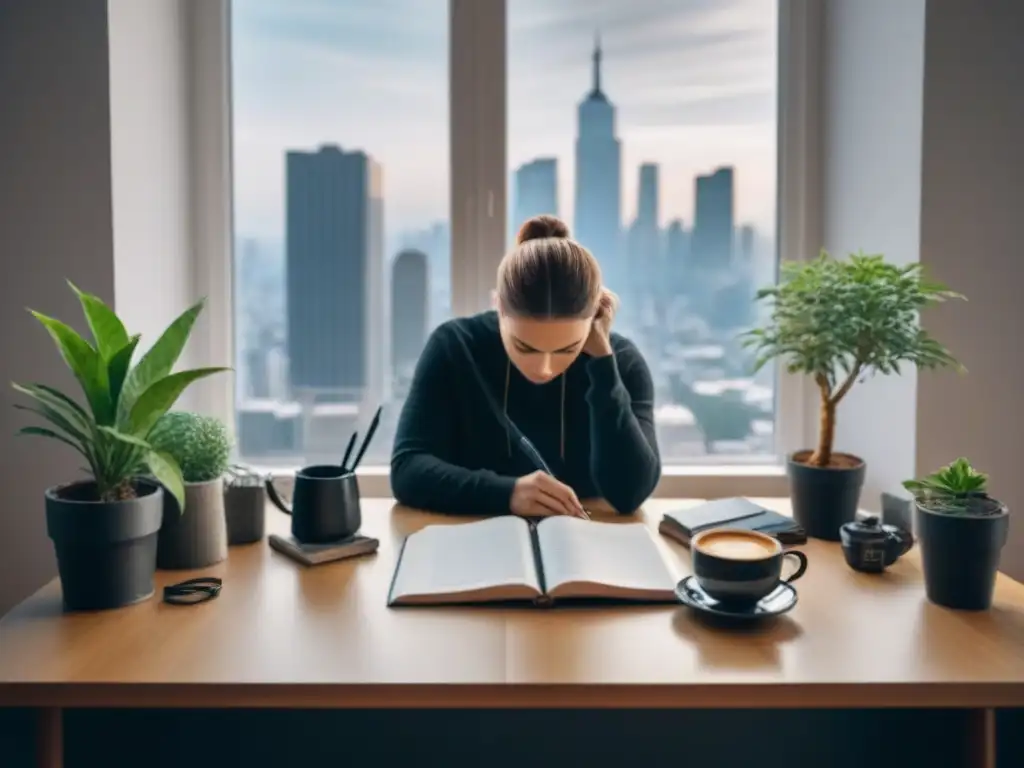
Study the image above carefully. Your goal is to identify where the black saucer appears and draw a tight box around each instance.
[674,576,798,621]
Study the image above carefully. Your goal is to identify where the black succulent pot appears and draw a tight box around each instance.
[915,496,1009,610]
[45,478,163,612]
[787,450,866,541]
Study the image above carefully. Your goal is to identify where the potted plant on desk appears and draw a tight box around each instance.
[12,282,229,611]
[904,458,1009,610]
[148,411,232,569]
[740,252,965,540]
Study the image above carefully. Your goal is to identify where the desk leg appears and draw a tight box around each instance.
[967,708,996,768]
[35,707,62,768]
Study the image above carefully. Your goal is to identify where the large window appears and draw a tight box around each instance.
[230,0,784,471]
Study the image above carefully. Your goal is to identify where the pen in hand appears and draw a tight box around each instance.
[518,435,590,520]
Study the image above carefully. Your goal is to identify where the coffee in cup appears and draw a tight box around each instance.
[690,528,808,604]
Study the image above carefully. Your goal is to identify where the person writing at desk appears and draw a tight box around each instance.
[391,215,661,518]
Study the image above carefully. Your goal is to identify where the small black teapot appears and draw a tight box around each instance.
[839,516,914,573]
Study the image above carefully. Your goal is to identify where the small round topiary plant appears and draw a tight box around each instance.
[148,411,231,483]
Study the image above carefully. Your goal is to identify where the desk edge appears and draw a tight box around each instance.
[1,682,1022,709]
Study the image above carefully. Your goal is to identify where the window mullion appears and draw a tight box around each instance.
[473,0,507,314]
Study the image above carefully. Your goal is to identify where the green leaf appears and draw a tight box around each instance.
[128,367,230,437]
[11,382,92,433]
[29,311,113,424]
[28,383,91,421]
[146,449,185,513]
[13,403,89,445]
[98,425,152,450]
[17,426,88,459]
[67,281,129,359]
[117,300,206,425]
[108,335,141,408]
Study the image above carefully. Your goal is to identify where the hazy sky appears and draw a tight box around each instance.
[231,0,778,244]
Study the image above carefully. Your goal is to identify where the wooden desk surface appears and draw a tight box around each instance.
[2,498,1024,710]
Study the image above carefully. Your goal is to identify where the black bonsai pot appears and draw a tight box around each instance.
[787,450,866,541]
[915,495,1009,610]
[45,478,163,612]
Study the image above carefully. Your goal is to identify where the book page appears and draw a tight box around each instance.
[389,516,542,605]
[537,516,677,601]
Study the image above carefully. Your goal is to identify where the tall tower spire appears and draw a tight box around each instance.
[592,31,602,96]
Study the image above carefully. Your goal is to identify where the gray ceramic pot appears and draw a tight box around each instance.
[46,478,163,611]
[157,477,228,570]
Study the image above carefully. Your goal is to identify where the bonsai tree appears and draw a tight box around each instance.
[148,411,232,484]
[741,251,964,467]
[12,282,230,511]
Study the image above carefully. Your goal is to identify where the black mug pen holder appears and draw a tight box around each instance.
[265,466,362,544]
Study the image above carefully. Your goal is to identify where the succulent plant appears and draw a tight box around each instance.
[903,458,1003,517]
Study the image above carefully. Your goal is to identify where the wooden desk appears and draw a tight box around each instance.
[2,498,1024,767]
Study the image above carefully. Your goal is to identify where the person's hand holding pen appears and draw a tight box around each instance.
[511,471,589,519]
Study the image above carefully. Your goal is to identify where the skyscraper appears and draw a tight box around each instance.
[664,219,690,295]
[636,163,659,228]
[627,163,661,299]
[513,158,558,231]
[692,167,734,272]
[737,224,755,265]
[574,35,622,293]
[285,145,384,400]
[390,248,429,386]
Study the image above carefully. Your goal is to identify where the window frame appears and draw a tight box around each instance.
[193,0,819,499]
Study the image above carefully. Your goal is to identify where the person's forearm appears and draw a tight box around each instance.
[584,356,661,513]
[391,452,518,516]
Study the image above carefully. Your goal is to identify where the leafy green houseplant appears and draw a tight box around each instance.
[741,251,965,539]
[148,411,233,569]
[14,282,229,610]
[903,458,1008,610]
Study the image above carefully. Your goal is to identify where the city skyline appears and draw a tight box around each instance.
[231,0,779,464]
[232,0,778,244]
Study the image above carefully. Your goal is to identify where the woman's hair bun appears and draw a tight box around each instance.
[516,214,570,245]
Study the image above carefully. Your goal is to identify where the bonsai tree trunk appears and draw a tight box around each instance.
[807,367,860,468]
[809,393,835,467]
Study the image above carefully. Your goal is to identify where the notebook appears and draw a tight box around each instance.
[658,497,807,547]
[269,533,380,566]
[387,515,678,607]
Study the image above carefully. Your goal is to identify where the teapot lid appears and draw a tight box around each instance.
[840,515,886,541]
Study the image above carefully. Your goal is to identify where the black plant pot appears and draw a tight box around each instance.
[915,498,1009,610]
[225,484,266,545]
[787,450,866,541]
[45,478,162,612]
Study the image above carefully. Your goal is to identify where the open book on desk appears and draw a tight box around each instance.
[387,515,678,607]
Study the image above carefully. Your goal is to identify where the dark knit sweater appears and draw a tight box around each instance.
[390,311,661,515]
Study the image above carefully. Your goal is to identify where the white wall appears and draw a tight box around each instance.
[916,0,1024,580]
[108,0,198,404]
[816,0,927,509]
